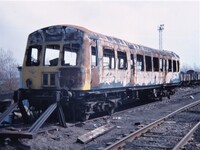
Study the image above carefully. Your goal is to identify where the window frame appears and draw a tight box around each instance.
[117,51,127,70]
[130,54,134,69]
[145,55,152,72]
[44,45,60,66]
[173,60,177,72]
[168,59,172,72]
[153,57,159,72]
[137,54,144,71]
[177,60,180,72]
[62,44,79,66]
[103,48,115,69]
[26,45,42,66]
[91,46,98,67]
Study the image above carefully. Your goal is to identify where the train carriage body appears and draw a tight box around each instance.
[17,25,180,120]
[180,70,200,86]
[22,25,180,91]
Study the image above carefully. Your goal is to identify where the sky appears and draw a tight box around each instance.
[0,1,199,69]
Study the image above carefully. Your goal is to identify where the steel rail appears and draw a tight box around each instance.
[173,120,200,150]
[105,99,200,150]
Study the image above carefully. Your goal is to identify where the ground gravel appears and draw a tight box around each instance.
[0,86,200,150]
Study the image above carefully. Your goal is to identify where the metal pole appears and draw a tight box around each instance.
[158,24,164,50]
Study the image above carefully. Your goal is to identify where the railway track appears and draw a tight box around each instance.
[104,100,200,150]
[1,87,200,150]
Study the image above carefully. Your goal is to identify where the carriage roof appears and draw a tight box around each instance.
[29,24,179,59]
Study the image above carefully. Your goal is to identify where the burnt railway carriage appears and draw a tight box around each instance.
[180,70,200,86]
[16,25,180,121]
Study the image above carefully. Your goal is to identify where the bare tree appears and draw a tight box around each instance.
[0,48,18,94]
[181,63,200,72]
[193,63,200,72]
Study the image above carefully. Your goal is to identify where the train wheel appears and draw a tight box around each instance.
[80,113,90,121]
[107,108,115,115]
[158,96,163,101]
[105,102,116,115]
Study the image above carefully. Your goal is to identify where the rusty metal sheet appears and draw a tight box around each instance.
[77,124,114,144]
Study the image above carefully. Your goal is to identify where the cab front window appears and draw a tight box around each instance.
[62,44,79,66]
[26,45,42,66]
[44,45,60,66]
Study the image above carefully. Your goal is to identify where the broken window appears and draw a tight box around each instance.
[26,45,42,66]
[117,51,127,70]
[103,48,115,69]
[163,59,167,71]
[153,57,159,71]
[173,60,177,72]
[159,58,163,72]
[91,46,97,67]
[145,56,152,71]
[168,59,172,72]
[62,44,79,66]
[130,54,134,69]
[137,54,144,71]
[44,45,60,66]
[177,61,180,72]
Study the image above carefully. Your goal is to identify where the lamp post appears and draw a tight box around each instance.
[158,24,164,50]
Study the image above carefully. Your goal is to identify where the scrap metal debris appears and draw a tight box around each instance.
[77,124,114,144]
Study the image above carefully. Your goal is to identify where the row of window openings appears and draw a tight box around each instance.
[27,45,78,66]
[92,49,179,72]
[28,46,179,72]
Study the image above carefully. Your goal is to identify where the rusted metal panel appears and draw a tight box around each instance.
[59,67,85,89]
[91,67,99,87]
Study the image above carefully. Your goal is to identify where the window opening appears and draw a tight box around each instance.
[153,57,159,71]
[130,54,134,69]
[145,56,152,71]
[159,58,163,72]
[91,46,97,67]
[173,60,177,72]
[137,54,144,71]
[117,51,127,70]
[103,48,115,69]
[177,61,180,72]
[44,45,60,66]
[62,44,79,66]
[168,59,172,72]
[26,46,41,66]
[163,59,167,71]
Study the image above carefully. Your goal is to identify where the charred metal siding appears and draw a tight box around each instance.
[88,30,180,89]
[22,25,180,91]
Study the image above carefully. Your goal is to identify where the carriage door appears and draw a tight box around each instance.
[163,59,167,83]
[159,58,166,84]
[130,54,135,84]
[91,45,99,88]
